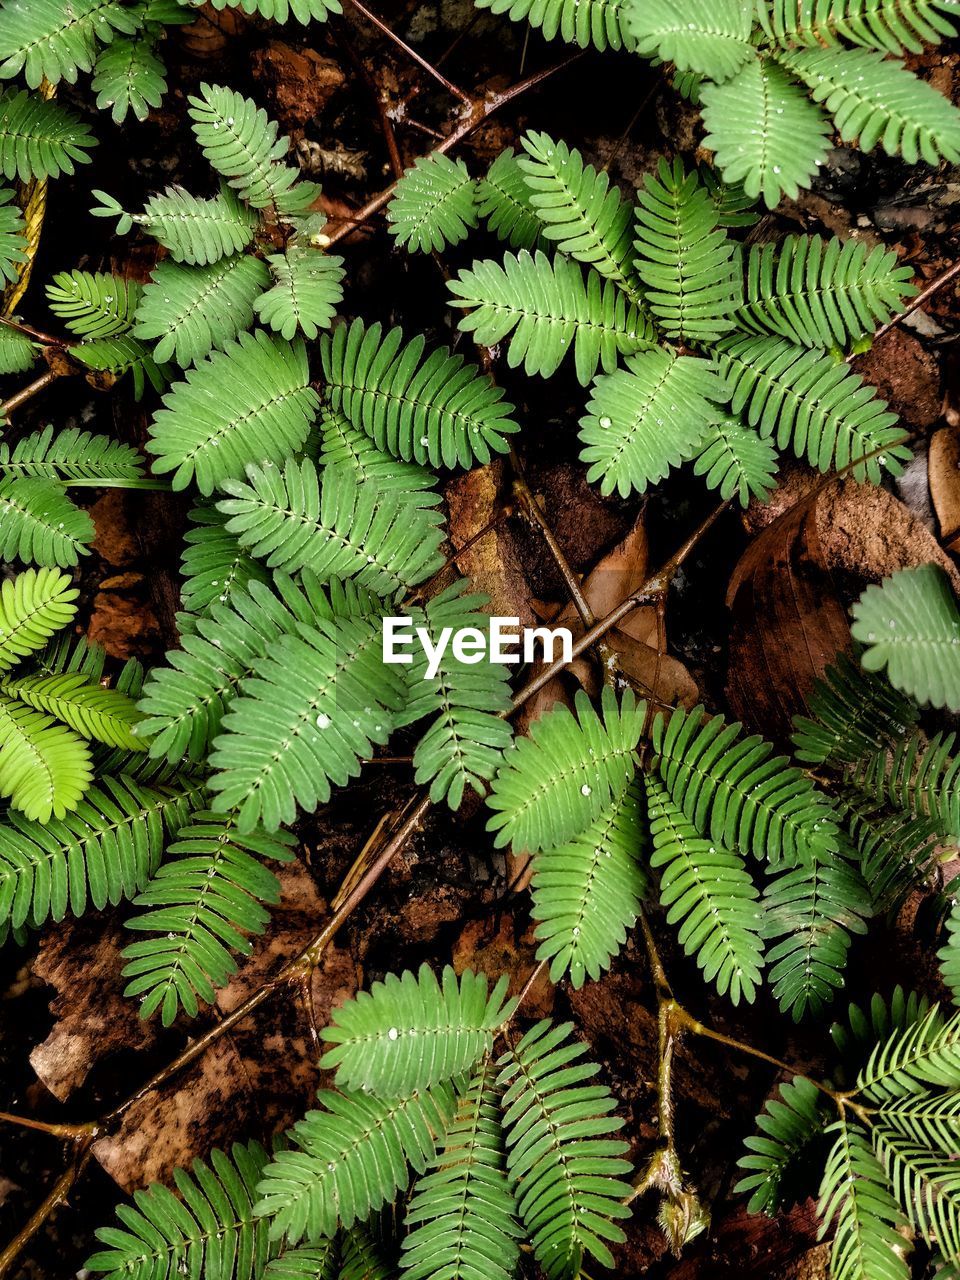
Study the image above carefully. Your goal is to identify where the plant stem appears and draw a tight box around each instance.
[345,0,473,104]
[0,369,58,417]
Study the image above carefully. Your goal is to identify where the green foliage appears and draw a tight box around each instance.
[578,349,729,498]
[517,131,636,290]
[763,845,869,1018]
[179,505,271,616]
[321,318,520,470]
[93,185,258,266]
[691,414,779,506]
[700,60,831,207]
[0,88,96,181]
[387,153,479,253]
[255,247,344,340]
[0,774,205,929]
[92,31,167,124]
[0,187,25,283]
[188,82,319,215]
[320,964,514,1096]
[449,248,655,386]
[401,581,514,808]
[627,0,754,81]
[86,1141,271,1280]
[477,148,542,250]
[183,0,343,23]
[817,1114,909,1280]
[487,687,646,852]
[735,1076,831,1213]
[206,596,410,831]
[530,780,648,988]
[0,567,78,672]
[0,476,94,568]
[71,333,168,400]
[737,234,918,349]
[254,1086,456,1244]
[0,0,138,88]
[46,269,141,338]
[646,776,765,1005]
[633,157,742,340]
[782,45,960,164]
[758,0,960,54]
[858,1005,960,1101]
[939,900,960,1008]
[652,702,842,867]
[497,1019,632,1280]
[0,426,148,487]
[147,330,319,494]
[122,813,296,1023]
[133,254,271,367]
[713,335,911,483]
[844,797,939,913]
[473,0,636,51]
[792,653,918,767]
[0,325,36,374]
[400,1061,521,1280]
[0,697,92,822]
[316,403,441,508]
[217,459,445,594]
[5,673,145,749]
[851,564,960,712]
[852,729,960,841]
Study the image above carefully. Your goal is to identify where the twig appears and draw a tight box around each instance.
[0,369,58,418]
[0,314,68,347]
[344,0,472,104]
[852,257,960,355]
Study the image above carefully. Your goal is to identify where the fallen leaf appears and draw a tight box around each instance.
[928,424,960,550]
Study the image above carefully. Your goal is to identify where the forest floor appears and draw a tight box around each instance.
[0,2,958,1277]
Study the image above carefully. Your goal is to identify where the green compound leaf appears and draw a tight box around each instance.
[579,349,730,498]
[0,88,96,181]
[477,148,543,251]
[851,564,960,712]
[147,330,319,494]
[46,269,140,338]
[692,414,779,507]
[0,0,138,88]
[254,247,344,340]
[0,695,92,822]
[473,0,636,51]
[0,477,94,568]
[92,31,167,124]
[626,0,755,81]
[487,687,646,853]
[701,59,832,208]
[387,152,479,253]
[0,568,78,673]
[93,184,257,266]
[320,964,514,1096]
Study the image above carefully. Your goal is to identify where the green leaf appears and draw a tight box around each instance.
[712,335,911,483]
[387,152,479,253]
[0,426,147,487]
[0,567,78,673]
[851,565,960,712]
[320,964,514,1096]
[0,0,138,88]
[179,504,271,617]
[633,156,742,341]
[254,1087,456,1244]
[517,130,637,293]
[188,82,319,215]
[321,318,520,470]
[0,477,94,568]
[133,253,270,367]
[86,1142,271,1280]
[254,247,344,340]
[0,88,96,180]
[737,234,917,349]
[316,402,441,508]
[691,414,778,506]
[182,0,342,23]
[473,0,635,51]
[147,330,319,494]
[579,349,729,497]
[531,779,648,989]
[401,1060,521,1280]
[0,324,36,374]
[647,776,765,1005]
[217,459,445,595]
[92,31,167,124]
[758,0,960,54]
[449,248,655,386]
[477,148,543,251]
[626,0,755,80]
[487,687,646,852]
[736,1076,832,1214]
[791,653,918,767]
[817,1115,909,1280]
[850,729,960,841]
[46,270,140,338]
[4,673,146,750]
[497,1020,632,1280]
[873,1125,960,1263]
[858,1005,960,1101]
[0,186,25,284]
[0,694,92,822]
[701,59,831,207]
[94,184,257,266]
[781,45,960,164]
[653,702,843,867]
[122,813,295,1024]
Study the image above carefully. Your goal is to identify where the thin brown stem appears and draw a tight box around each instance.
[0,1142,93,1280]
[0,369,58,417]
[345,0,472,104]
[849,257,960,357]
[0,315,68,348]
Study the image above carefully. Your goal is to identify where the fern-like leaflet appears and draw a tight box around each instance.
[255,247,344,340]
[0,88,96,180]
[387,152,479,253]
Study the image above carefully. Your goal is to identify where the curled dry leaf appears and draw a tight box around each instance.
[30,861,357,1190]
[727,470,960,740]
[929,424,960,551]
